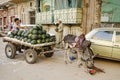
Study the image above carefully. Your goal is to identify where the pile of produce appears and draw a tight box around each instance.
[8,25,54,44]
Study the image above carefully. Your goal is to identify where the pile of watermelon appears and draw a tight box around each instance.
[8,25,54,44]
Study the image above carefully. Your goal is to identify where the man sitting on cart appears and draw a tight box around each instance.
[8,18,25,53]
[8,18,21,34]
[12,18,21,31]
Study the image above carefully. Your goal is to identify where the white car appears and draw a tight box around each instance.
[20,24,36,29]
[86,28,120,61]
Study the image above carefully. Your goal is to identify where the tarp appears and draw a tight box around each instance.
[102,0,120,22]
[55,0,82,10]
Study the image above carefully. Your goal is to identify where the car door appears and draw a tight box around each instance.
[112,31,120,59]
[89,30,113,57]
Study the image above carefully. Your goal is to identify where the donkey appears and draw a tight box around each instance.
[63,34,95,70]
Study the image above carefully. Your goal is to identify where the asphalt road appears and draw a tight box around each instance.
[0,37,120,80]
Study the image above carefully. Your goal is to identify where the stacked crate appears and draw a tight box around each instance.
[54,8,82,24]
[36,8,82,24]
[36,11,52,24]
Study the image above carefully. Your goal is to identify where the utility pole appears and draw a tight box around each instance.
[81,0,102,34]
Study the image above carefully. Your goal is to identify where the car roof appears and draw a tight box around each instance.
[93,28,120,31]
[21,24,35,26]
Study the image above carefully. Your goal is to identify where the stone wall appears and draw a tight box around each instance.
[42,24,82,39]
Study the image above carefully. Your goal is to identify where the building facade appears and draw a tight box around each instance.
[0,0,101,36]
[0,0,13,30]
[36,0,83,37]
[0,0,36,31]
[36,0,102,37]
[13,0,36,24]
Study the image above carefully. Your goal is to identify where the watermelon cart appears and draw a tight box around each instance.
[2,25,56,64]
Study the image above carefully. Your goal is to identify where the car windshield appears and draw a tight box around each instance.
[91,31,113,41]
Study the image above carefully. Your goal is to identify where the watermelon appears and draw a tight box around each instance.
[27,39,32,43]
[38,34,42,39]
[45,39,50,43]
[11,30,18,35]
[17,36,20,40]
[19,37,23,40]
[41,39,45,43]
[42,34,46,39]
[38,25,43,30]
[33,26,39,30]
[23,38,28,42]
[28,34,32,39]
[37,40,41,44]
[46,34,50,38]
[9,34,14,38]
[42,30,46,34]
[36,24,42,30]
[24,31,29,37]
[14,36,17,39]
[7,24,55,44]
[21,30,26,36]
[29,29,33,34]
[32,30,38,34]
[31,35,38,40]
[31,40,37,44]
[17,30,23,36]
[38,30,42,34]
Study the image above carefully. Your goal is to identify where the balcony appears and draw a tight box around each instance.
[36,8,82,24]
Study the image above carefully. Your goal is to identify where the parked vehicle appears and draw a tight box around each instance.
[20,24,36,29]
[86,28,120,61]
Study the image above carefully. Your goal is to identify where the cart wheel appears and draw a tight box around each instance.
[5,43,16,59]
[44,52,54,58]
[24,49,37,64]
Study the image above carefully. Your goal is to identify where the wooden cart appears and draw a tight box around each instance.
[3,37,55,64]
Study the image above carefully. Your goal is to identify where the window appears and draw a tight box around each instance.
[55,0,82,10]
[41,0,51,12]
[37,0,82,11]
[30,2,32,7]
[29,11,35,24]
[92,31,113,41]
[68,0,82,8]
[68,0,72,8]
[37,0,52,12]
[115,32,120,43]
[36,0,41,12]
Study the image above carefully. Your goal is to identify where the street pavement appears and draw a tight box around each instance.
[0,37,120,80]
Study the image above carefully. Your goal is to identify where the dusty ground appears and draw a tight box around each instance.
[0,37,120,80]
